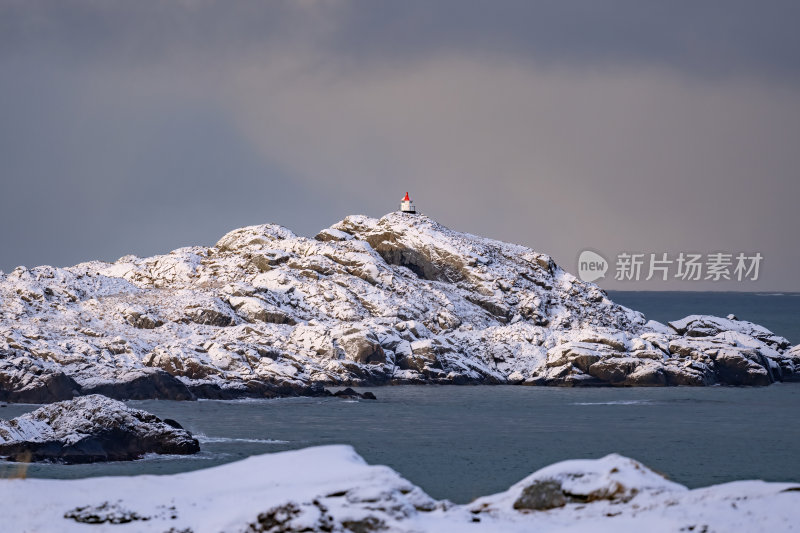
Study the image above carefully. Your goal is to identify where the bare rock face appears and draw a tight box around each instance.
[339,329,387,365]
[0,356,80,403]
[712,348,772,386]
[122,308,163,329]
[782,345,800,381]
[79,368,195,401]
[229,296,294,325]
[183,303,234,327]
[0,213,797,401]
[512,480,568,511]
[0,394,199,463]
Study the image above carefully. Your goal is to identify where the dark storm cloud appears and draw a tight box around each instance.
[2,1,800,79]
[331,0,800,80]
[1,1,799,291]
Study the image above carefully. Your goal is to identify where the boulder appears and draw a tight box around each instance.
[0,395,199,463]
[228,296,294,325]
[513,480,567,511]
[396,339,440,372]
[472,453,685,516]
[546,342,610,372]
[781,345,800,381]
[122,308,163,329]
[666,336,775,386]
[339,330,387,365]
[0,358,80,403]
[332,387,377,400]
[184,305,234,327]
[624,361,667,386]
[344,215,471,284]
[663,362,715,386]
[668,315,790,350]
[215,224,296,252]
[713,348,772,386]
[80,369,194,401]
[314,228,354,242]
[587,358,639,384]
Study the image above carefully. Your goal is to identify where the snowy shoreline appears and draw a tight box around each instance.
[1,444,797,532]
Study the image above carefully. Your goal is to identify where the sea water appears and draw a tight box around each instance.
[3,385,799,503]
[608,290,800,344]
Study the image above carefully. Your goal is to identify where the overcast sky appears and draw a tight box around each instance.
[1,1,799,290]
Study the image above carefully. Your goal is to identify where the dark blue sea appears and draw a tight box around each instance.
[608,290,800,344]
[1,291,798,504]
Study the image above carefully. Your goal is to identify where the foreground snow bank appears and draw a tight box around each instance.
[0,395,199,463]
[0,445,797,532]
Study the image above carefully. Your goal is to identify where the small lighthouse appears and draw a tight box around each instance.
[399,192,416,214]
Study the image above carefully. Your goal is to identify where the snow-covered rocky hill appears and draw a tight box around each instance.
[1,445,797,532]
[1,212,797,401]
[0,395,199,463]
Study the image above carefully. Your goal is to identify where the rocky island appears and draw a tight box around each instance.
[1,212,797,402]
[0,395,199,463]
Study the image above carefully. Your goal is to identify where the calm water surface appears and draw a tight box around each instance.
[608,290,800,344]
[3,385,799,503]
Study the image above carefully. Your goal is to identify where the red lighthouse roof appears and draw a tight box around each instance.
[402,192,410,202]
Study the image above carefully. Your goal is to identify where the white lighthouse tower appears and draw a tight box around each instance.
[399,192,416,214]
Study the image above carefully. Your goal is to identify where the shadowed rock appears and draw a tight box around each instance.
[333,387,377,400]
[0,357,80,403]
[80,369,194,401]
[0,394,199,464]
[513,480,568,511]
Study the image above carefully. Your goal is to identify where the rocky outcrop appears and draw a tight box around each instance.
[669,315,791,349]
[79,368,194,401]
[332,387,377,400]
[527,317,800,387]
[0,394,199,463]
[0,213,797,401]
[504,455,683,511]
[122,307,163,329]
[471,453,687,517]
[783,345,800,381]
[338,329,387,365]
[228,296,295,325]
[0,357,80,403]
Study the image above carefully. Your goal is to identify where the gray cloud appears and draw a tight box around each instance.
[1,1,798,291]
[3,1,799,79]
[331,0,800,81]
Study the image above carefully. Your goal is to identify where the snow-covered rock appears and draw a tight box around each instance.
[471,453,685,513]
[0,213,797,401]
[668,315,791,349]
[0,357,80,403]
[0,394,199,463]
[0,445,797,532]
